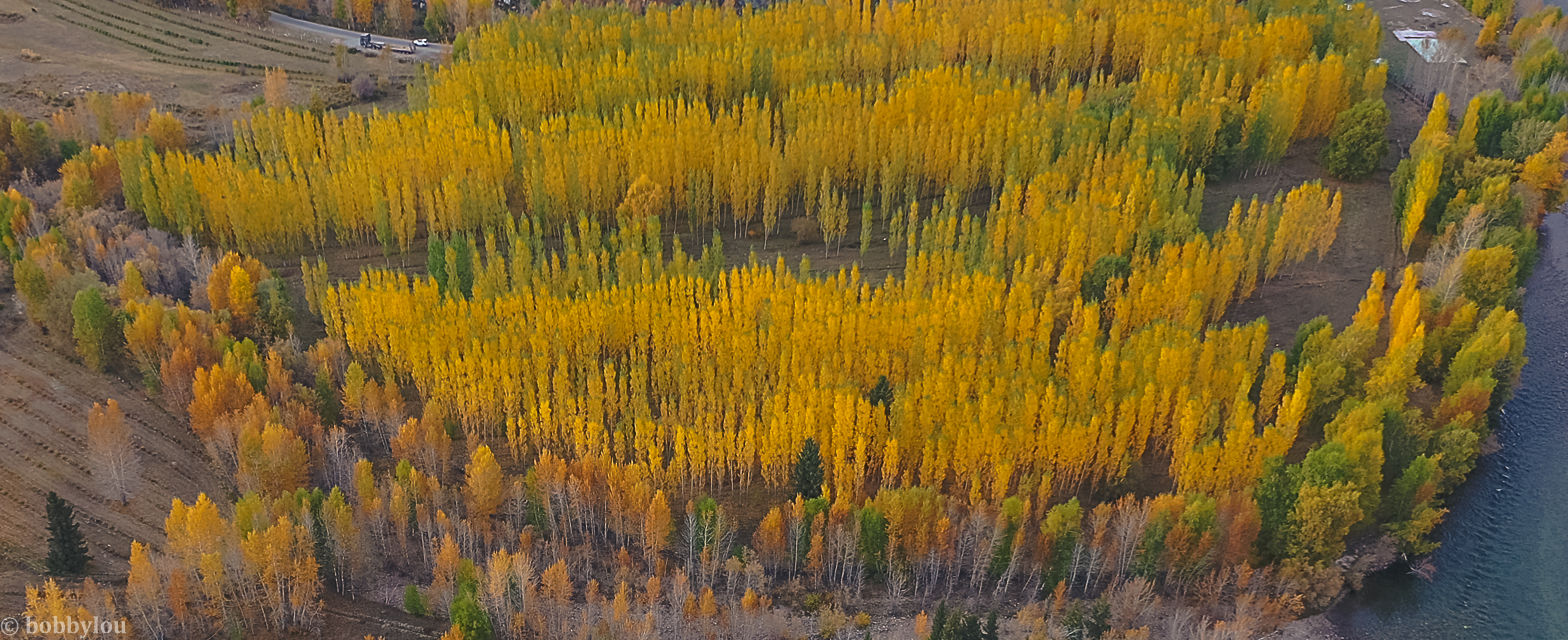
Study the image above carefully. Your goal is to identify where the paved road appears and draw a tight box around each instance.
[269,12,450,61]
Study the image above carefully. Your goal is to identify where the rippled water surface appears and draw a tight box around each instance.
[1331,213,1568,638]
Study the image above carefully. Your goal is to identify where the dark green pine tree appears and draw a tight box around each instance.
[957,613,982,640]
[793,438,824,499]
[929,604,984,640]
[867,375,894,414]
[45,492,90,575]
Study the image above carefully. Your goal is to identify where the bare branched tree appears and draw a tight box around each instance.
[89,398,141,505]
[1422,206,1490,302]
[1106,576,1158,631]
[323,426,358,491]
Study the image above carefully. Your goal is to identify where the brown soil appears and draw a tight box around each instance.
[1209,152,1403,351]
[1206,82,1430,350]
[319,591,446,640]
[0,296,223,614]
[0,302,439,636]
[678,483,797,545]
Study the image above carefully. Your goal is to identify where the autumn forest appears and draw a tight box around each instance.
[3,0,1566,637]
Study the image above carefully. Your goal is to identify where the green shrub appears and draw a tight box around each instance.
[1322,98,1390,181]
[72,286,121,372]
[402,584,428,617]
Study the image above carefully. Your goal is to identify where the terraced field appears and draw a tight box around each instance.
[0,301,221,613]
[41,0,333,85]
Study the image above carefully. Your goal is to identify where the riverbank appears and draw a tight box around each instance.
[1273,614,1344,640]
[1329,214,1568,639]
[1256,534,1399,640]
[1319,0,1568,633]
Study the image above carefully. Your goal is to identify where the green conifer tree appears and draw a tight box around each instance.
[45,492,90,575]
[793,438,824,499]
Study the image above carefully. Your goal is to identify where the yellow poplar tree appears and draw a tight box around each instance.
[463,445,505,533]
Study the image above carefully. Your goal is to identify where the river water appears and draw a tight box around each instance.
[1331,212,1568,638]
